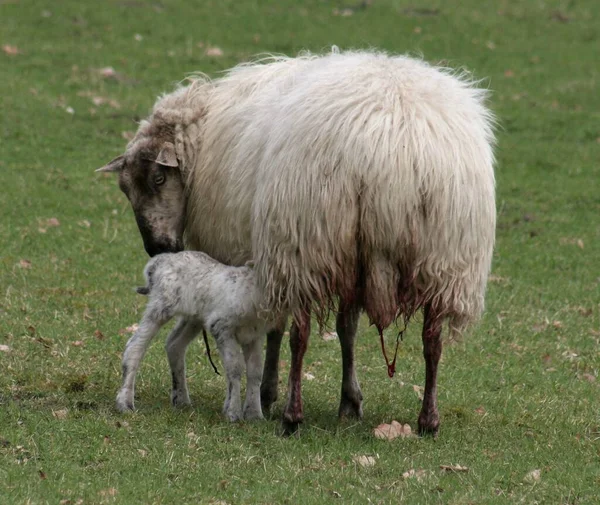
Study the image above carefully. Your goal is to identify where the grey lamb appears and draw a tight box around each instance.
[116,251,279,421]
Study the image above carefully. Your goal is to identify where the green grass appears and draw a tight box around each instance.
[1,0,599,503]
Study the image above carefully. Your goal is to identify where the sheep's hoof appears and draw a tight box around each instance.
[418,410,440,437]
[338,396,363,421]
[225,409,243,422]
[281,411,303,437]
[115,399,135,413]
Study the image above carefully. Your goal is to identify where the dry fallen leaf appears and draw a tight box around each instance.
[412,384,424,400]
[205,46,223,57]
[52,409,69,420]
[321,331,338,341]
[303,372,315,381]
[402,468,428,480]
[581,373,596,383]
[0,344,10,353]
[2,44,21,55]
[373,420,413,440]
[19,259,32,269]
[71,341,84,347]
[523,469,541,484]
[474,406,486,415]
[440,464,469,473]
[119,324,139,336]
[137,449,148,457]
[99,488,118,497]
[46,217,60,227]
[504,69,514,77]
[353,455,376,467]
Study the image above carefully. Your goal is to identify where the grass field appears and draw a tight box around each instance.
[1,0,599,503]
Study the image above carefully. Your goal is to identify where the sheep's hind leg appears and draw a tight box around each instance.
[242,337,265,421]
[214,330,244,422]
[337,301,363,420]
[260,315,287,415]
[282,311,310,436]
[418,303,443,436]
[165,317,202,408]
[116,313,166,412]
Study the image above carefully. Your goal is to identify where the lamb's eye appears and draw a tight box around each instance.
[154,173,166,185]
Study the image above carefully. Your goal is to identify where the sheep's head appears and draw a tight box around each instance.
[97,138,186,257]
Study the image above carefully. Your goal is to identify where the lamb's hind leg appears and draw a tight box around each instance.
[116,312,166,412]
[165,317,202,408]
[214,329,244,422]
[260,315,287,415]
[337,301,363,420]
[242,336,265,420]
[282,310,310,435]
[418,303,443,436]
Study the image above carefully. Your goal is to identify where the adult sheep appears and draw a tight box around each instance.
[97,49,496,436]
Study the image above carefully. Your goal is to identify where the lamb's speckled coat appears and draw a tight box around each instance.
[116,251,274,421]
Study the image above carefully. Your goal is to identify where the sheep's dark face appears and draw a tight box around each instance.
[97,142,186,257]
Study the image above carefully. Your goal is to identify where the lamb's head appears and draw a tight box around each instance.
[97,132,186,257]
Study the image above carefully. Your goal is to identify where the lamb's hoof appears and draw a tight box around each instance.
[170,391,191,408]
[116,391,135,413]
[418,410,440,437]
[338,396,363,421]
[243,410,264,421]
[225,410,243,422]
[116,399,135,413]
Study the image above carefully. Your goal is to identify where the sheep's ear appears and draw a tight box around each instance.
[155,142,178,167]
[96,155,125,173]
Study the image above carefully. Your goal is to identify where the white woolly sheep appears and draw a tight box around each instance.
[100,49,496,435]
[116,251,276,421]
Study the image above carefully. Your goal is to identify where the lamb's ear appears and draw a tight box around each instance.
[96,155,125,173]
[155,142,178,167]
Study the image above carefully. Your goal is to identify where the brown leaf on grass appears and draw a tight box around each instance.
[551,11,569,23]
[99,488,118,497]
[303,372,315,381]
[38,470,47,479]
[71,341,84,347]
[119,324,139,336]
[19,259,32,269]
[2,44,21,55]
[559,237,584,249]
[94,330,105,340]
[373,420,413,440]
[137,449,148,457]
[504,69,514,77]
[581,373,596,383]
[523,468,541,484]
[322,331,338,341]
[205,46,223,57]
[552,320,563,329]
[52,409,68,420]
[474,406,486,415]
[402,468,428,480]
[353,455,376,467]
[489,275,509,284]
[412,384,424,400]
[46,217,60,227]
[0,344,10,353]
[440,464,469,473]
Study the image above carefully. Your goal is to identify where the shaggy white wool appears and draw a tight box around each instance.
[138,50,496,333]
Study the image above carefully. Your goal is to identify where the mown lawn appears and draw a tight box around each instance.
[1,0,599,503]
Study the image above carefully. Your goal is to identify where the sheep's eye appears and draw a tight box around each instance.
[154,173,166,186]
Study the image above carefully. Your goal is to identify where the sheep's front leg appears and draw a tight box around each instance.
[116,314,165,412]
[282,310,310,435]
[242,336,265,421]
[418,303,443,436]
[165,317,202,408]
[337,300,363,420]
[214,330,244,422]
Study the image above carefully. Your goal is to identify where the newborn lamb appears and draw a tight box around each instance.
[116,251,278,421]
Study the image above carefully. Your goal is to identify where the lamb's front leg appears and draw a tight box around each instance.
[116,313,165,412]
[242,336,265,420]
[214,330,244,422]
[165,317,202,408]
